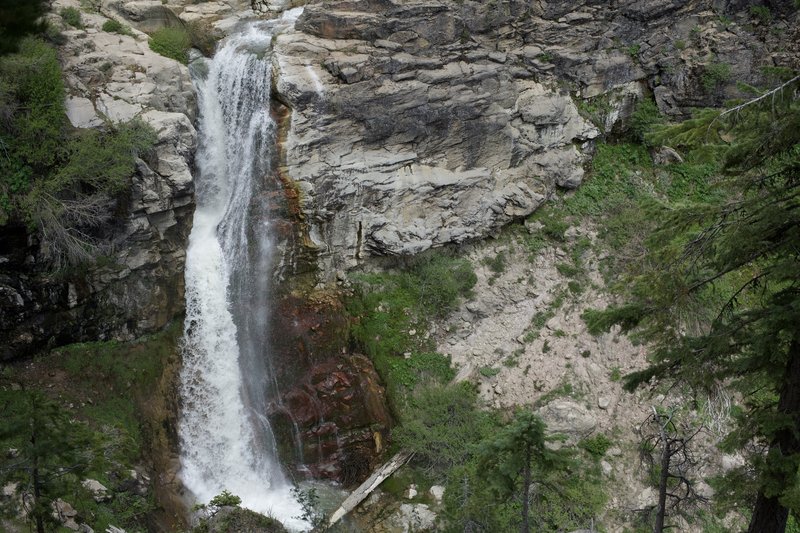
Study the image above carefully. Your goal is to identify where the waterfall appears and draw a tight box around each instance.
[178,17,307,530]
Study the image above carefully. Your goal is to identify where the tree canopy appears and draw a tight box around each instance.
[585,75,800,532]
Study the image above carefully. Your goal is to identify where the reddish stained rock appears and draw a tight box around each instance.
[265,278,390,487]
[261,100,391,486]
[267,354,391,486]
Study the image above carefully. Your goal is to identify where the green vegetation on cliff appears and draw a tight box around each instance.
[0,323,182,533]
[347,251,474,410]
[585,77,800,532]
[0,37,156,267]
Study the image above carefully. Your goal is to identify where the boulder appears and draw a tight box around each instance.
[389,503,437,532]
[82,479,112,503]
[537,399,597,439]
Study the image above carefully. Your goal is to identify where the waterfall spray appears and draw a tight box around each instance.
[178,17,307,530]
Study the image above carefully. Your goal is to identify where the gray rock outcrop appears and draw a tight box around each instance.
[271,0,798,280]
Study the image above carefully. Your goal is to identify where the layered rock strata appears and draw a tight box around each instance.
[270,0,798,280]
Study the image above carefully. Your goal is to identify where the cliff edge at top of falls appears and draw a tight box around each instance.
[270,0,799,281]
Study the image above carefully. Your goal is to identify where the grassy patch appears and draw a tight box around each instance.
[580,433,614,458]
[347,251,475,411]
[102,19,133,36]
[1,323,181,532]
[479,366,501,378]
[60,7,83,28]
[52,321,181,464]
[148,26,191,64]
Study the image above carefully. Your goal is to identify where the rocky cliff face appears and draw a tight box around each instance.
[271,0,798,281]
[0,0,197,360]
[4,0,795,357]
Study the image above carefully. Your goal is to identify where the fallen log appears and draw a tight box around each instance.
[328,451,414,526]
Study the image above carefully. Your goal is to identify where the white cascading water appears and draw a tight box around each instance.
[178,15,307,530]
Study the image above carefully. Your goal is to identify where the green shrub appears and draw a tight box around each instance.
[750,5,772,23]
[209,490,242,508]
[482,251,507,274]
[102,19,131,35]
[568,280,584,295]
[630,98,663,145]
[347,252,473,410]
[148,26,191,64]
[556,262,582,278]
[479,366,500,377]
[60,7,83,28]
[702,62,732,92]
[580,433,614,458]
[408,252,477,317]
[393,383,498,476]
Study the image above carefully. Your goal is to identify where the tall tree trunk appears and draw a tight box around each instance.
[521,443,531,533]
[654,438,671,533]
[31,419,44,533]
[747,339,800,533]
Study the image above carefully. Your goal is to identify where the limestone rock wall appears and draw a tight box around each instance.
[271,0,798,281]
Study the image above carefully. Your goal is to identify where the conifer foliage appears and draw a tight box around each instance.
[585,75,800,532]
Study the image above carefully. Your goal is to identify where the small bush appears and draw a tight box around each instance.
[60,7,83,28]
[479,366,500,378]
[148,26,191,64]
[482,251,507,275]
[393,383,498,476]
[568,280,584,295]
[750,5,772,23]
[702,62,732,92]
[102,19,131,35]
[580,433,613,458]
[209,490,242,508]
[556,262,582,278]
[629,98,663,145]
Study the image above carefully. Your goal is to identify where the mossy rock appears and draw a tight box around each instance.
[197,507,288,533]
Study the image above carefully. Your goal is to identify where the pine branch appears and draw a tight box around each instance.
[713,75,800,125]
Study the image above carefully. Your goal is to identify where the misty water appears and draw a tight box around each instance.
[178,13,308,530]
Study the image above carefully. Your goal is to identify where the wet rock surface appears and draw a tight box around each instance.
[266,290,392,485]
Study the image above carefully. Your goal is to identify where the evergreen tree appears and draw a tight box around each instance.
[477,410,595,533]
[584,75,800,532]
[0,383,92,533]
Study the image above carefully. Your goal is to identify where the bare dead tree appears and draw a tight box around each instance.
[31,191,115,268]
[639,406,707,533]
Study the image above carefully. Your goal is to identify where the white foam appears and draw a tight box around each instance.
[179,23,308,531]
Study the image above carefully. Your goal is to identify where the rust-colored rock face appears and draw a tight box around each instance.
[265,292,391,486]
[268,354,391,485]
[259,102,392,487]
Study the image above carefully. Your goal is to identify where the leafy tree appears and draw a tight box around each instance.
[0,0,47,55]
[0,382,93,533]
[584,75,800,532]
